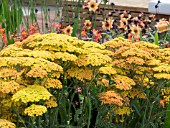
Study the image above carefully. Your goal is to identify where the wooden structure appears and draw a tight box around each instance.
[23,0,170,29]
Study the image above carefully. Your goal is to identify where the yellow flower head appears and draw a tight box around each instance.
[67,66,93,81]
[0,80,20,94]
[27,66,47,78]
[43,78,62,89]
[44,97,58,108]
[99,66,117,75]
[24,104,47,117]
[12,85,52,103]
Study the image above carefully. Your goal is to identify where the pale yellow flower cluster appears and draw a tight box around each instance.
[12,85,52,103]
[99,66,117,75]
[103,37,131,50]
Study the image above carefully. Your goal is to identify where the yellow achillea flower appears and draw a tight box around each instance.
[75,55,88,67]
[77,53,111,67]
[154,73,170,79]
[51,72,60,78]
[87,53,111,66]
[113,75,135,90]
[126,56,145,65]
[43,78,62,89]
[45,97,58,108]
[114,107,133,116]
[103,37,131,49]
[153,65,170,73]
[24,104,47,117]
[54,52,77,62]
[146,59,161,66]
[99,66,117,75]
[133,41,159,49]
[67,66,93,81]
[98,91,123,106]
[36,58,63,72]
[0,80,20,94]
[0,119,16,128]
[27,66,47,78]
[82,41,105,49]
[1,47,55,61]
[97,78,109,86]
[12,85,52,103]
[121,47,151,59]
[0,68,18,78]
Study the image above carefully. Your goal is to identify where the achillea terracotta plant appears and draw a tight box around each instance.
[0,33,169,127]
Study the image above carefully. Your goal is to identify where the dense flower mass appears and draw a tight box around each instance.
[0,33,170,127]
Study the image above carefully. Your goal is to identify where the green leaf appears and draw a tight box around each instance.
[154,31,159,46]
[71,18,79,37]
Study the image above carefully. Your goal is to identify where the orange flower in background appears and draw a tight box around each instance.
[81,29,87,37]
[102,18,113,30]
[64,25,73,36]
[0,28,5,34]
[21,29,28,39]
[52,22,62,29]
[156,18,169,33]
[88,1,99,12]
[84,20,92,30]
